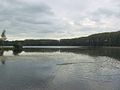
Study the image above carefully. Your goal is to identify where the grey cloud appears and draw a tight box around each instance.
[0,0,120,40]
[91,8,120,18]
[0,0,65,39]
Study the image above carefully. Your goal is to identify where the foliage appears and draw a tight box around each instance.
[3,31,120,46]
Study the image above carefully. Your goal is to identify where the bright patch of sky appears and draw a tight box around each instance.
[0,0,120,40]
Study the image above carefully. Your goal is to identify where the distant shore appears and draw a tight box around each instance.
[1,46,120,50]
[1,30,120,47]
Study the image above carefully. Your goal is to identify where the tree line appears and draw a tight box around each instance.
[3,31,120,46]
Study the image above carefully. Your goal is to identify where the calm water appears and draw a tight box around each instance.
[0,47,120,90]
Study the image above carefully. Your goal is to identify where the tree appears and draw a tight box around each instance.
[0,30,7,56]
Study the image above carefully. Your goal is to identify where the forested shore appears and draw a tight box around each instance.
[3,31,120,46]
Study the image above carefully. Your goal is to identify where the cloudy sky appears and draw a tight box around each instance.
[0,0,120,40]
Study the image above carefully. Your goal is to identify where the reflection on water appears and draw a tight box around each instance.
[0,47,120,90]
[0,49,22,56]
[1,46,120,60]
[23,47,120,60]
[13,49,22,55]
[0,50,4,56]
[0,56,6,64]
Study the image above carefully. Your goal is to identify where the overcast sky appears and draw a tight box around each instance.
[0,0,120,40]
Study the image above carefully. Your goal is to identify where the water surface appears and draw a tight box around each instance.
[0,47,120,90]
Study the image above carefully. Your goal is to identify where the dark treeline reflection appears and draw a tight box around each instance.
[0,50,4,56]
[0,47,120,60]
[0,56,6,64]
[0,48,22,56]
[0,50,6,64]
[23,48,59,53]
[61,47,120,60]
[13,49,22,55]
[23,47,120,60]
[0,49,21,64]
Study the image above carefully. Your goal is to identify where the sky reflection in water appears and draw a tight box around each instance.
[0,47,120,90]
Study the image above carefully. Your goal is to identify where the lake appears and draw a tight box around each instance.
[0,46,120,90]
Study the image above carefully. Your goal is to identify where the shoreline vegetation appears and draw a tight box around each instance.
[1,30,120,47]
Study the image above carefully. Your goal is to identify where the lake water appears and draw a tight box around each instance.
[0,47,120,90]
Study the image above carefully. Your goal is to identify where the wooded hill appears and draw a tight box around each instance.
[60,31,120,46]
[3,31,120,46]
